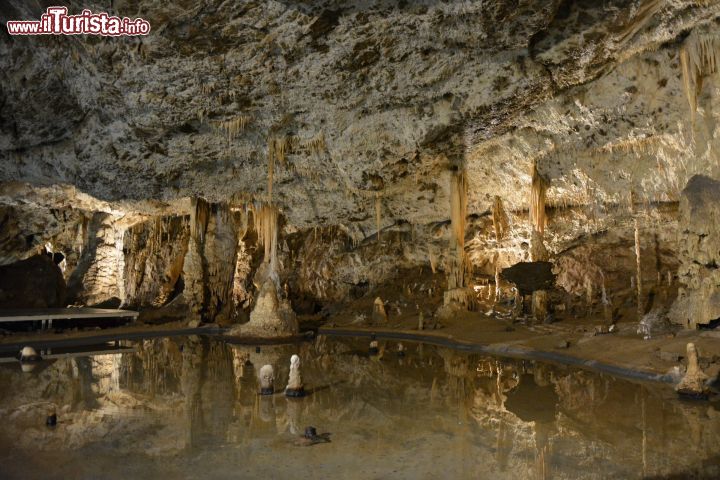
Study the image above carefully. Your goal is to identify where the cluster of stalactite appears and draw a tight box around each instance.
[123,216,190,308]
[184,198,242,322]
[448,169,468,290]
[680,30,720,122]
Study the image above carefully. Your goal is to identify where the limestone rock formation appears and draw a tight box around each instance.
[0,254,66,308]
[235,278,298,337]
[1,1,720,341]
[258,364,275,396]
[670,176,720,328]
[371,297,388,325]
[285,354,305,397]
[676,343,709,397]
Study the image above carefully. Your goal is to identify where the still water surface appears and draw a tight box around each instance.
[0,336,718,479]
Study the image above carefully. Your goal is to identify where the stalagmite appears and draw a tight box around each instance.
[491,195,509,241]
[229,203,298,337]
[18,346,40,362]
[676,343,709,398]
[372,297,388,325]
[258,364,275,395]
[532,290,548,322]
[285,354,305,397]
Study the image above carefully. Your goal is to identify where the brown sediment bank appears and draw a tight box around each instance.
[319,314,720,387]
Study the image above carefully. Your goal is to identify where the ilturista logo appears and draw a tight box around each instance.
[6,6,151,36]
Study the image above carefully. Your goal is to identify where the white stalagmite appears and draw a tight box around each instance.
[285,354,305,397]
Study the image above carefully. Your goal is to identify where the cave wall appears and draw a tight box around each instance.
[670,175,720,328]
[123,215,190,308]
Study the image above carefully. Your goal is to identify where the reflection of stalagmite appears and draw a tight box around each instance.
[259,395,276,425]
[285,397,302,435]
[181,338,205,449]
[492,195,509,241]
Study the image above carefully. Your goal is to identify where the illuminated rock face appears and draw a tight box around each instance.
[1,2,720,329]
[238,278,298,337]
[670,176,720,328]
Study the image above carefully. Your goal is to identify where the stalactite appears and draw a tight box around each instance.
[214,116,251,143]
[266,136,294,198]
[635,218,643,320]
[491,196,509,241]
[530,160,548,235]
[302,132,326,157]
[251,203,279,269]
[375,192,382,243]
[679,31,720,122]
[191,197,211,245]
[448,170,468,290]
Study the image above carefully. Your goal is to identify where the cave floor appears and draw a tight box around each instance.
[321,311,720,388]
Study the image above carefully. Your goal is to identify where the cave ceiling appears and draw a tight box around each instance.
[1,0,719,234]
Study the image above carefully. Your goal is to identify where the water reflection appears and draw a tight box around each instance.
[0,336,718,479]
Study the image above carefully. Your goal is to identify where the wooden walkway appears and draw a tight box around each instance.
[0,342,137,363]
[0,308,138,329]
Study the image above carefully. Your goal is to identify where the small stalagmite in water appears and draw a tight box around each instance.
[19,346,41,362]
[259,364,275,395]
[285,354,305,398]
[676,343,709,399]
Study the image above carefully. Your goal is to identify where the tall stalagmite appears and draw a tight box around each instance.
[230,203,298,337]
